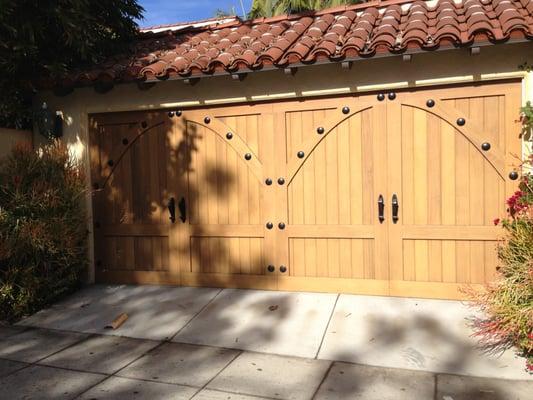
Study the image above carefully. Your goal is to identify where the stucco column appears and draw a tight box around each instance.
[523,71,533,158]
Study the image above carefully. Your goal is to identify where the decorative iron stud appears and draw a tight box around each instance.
[342,106,350,114]
[266,222,273,229]
[96,260,102,267]
[226,132,233,139]
[481,142,491,151]
[457,118,466,126]
[141,121,147,128]
[107,160,114,167]
[279,265,287,273]
[176,110,182,116]
[267,265,275,272]
[297,151,305,158]
[168,111,175,117]
[244,153,252,160]
[278,222,285,229]
[277,177,285,185]
[388,92,396,100]
[204,116,211,124]
[317,127,325,134]
[265,178,273,185]
[426,99,435,108]
[93,183,99,190]
[377,93,385,101]
[122,138,129,145]
[509,171,519,180]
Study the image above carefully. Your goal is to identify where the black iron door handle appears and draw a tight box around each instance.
[178,197,186,223]
[392,194,399,224]
[167,197,176,223]
[378,194,385,223]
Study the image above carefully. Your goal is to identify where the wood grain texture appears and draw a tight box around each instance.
[89,80,520,299]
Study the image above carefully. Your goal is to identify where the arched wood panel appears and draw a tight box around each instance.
[278,100,390,295]
[177,110,276,290]
[89,113,179,284]
[387,83,521,299]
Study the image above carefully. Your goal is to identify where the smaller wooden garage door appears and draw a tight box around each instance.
[176,108,276,290]
[89,112,179,284]
[89,80,521,299]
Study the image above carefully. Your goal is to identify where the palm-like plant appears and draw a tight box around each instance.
[248,0,367,18]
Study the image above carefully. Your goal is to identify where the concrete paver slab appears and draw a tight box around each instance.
[0,365,104,400]
[18,285,221,340]
[175,289,337,358]
[40,335,159,374]
[314,362,435,400]
[194,389,271,400]
[0,325,27,339]
[207,352,331,400]
[76,376,198,400]
[0,328,87,363]
[0,359,28,377]
[118,342,239,387]
[318,294,532,380]
[436,374,533,400]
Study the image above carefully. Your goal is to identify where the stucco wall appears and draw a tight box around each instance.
[0,128,33,159]
[35,41,533,283]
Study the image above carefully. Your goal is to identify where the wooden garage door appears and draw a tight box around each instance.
[89,80,521,299]
[386,87,520,298]
[89,112,179,284]
[175,108,276,290]
[275,82,521,299]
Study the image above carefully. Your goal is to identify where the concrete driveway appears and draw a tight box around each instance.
[0,285,530,399]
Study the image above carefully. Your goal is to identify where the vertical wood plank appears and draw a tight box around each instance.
[338,119,351,226]
[226,117,239,225]
[326,127,339,224]
[237,117,249,224]
[305,238,317,277]
[328,239,340,278]
[247,115,261,225]
[349,115,363,225]
[339,239,352,278]
[455,127,471,283]
[413,109,428,282]
[351,239,364,278]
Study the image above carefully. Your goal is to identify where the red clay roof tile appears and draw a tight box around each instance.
[57,0,533,88]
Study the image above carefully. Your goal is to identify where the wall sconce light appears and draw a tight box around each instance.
[36,102,63,139]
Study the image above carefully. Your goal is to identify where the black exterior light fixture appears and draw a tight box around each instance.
[36,102,63,139]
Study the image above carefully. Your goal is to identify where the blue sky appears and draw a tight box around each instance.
[138,0,255,27]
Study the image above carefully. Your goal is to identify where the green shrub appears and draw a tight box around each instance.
[469,156,533,373]
[0,141,87,322]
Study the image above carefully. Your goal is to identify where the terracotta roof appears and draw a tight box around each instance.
[57,0,533,88]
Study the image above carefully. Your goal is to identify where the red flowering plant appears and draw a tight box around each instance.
[0,142,87,322]
[470,154,533,373]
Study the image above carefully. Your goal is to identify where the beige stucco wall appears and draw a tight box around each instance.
[35,41,533,283]
[0,128,33,159]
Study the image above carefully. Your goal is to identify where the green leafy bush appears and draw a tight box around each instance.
[469,156,533,373]
[0,142,87,322]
